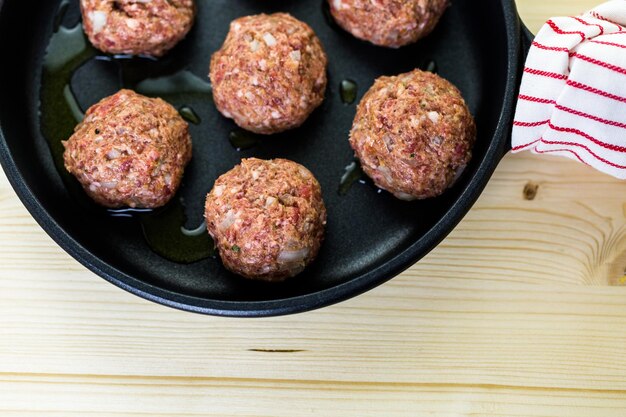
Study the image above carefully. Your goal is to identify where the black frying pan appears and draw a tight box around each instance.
[0,0,532,316]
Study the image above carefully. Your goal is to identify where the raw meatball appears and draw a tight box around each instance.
[210,13,328,134]
[63,89,192,208]
[328,0,448,48]
[81,0,196,57]
[349,69,475,200]
[205,158,327,281]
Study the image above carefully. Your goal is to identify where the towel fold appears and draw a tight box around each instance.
[512,0,626,179]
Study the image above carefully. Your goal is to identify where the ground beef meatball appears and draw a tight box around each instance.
[205,158,327,281]
[328,0,448,48]
[209,13,328,134]
[349,69,475,200]
[63,89,192,208]
[81,0,196,57]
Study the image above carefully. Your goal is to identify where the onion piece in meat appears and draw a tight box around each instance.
[394,191,417,201]
[89,11,108,34]
[101,181,118,189]
[277,247,309,263]
[218,209,238,231]
[106,149,121,160]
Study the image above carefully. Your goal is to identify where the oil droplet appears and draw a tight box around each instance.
[340,79,357,104]
[423,60,438,74]
[140,201,215,263]
[229,129,261,151]
[338,161,364,195]
[178,105,201,125]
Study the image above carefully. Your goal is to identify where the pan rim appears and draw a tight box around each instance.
[0,0,523,317]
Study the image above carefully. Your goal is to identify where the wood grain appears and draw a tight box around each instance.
[2,1,626,416]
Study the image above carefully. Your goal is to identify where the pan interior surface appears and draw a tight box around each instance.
[0,0,512,312]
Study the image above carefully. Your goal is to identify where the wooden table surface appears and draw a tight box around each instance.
[3,1,626,415]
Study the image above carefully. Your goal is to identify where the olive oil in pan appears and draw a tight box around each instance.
[339,79,358,104]
[40,6,214,264]
[338,161,364,195]
[106,203,214,263]
[40,20,101,215]
[339,160,387,196]
[94,53,157,89]
[181,221,208,237]
[53,0,71,33]
[40,23,96,175]
[229,129,261,151]
[134,71,211,126]
[134,70,212,98]
[178,105,201,125]
[140,200,215,263]
[423,60,438,74]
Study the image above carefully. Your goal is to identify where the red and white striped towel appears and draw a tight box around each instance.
[512,0,626,179]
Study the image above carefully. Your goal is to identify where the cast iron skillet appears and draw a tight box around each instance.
[0,0,532,316]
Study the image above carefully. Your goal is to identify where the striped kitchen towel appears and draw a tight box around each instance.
[512,0,626,179]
